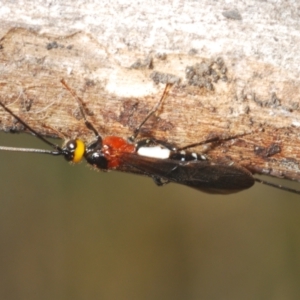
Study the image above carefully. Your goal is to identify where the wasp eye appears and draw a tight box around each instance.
[64,139,85,163]
[66,140,76,151]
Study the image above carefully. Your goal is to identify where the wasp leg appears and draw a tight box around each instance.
[152,176,170,186]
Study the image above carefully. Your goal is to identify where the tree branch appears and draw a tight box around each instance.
[0,1,300,183]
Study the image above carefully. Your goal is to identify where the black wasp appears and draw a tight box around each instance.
[0,80,299,195]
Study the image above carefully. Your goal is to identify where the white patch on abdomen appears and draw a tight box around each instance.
[137,146,171,159]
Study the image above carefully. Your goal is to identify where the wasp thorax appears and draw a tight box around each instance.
[85,150,108,170]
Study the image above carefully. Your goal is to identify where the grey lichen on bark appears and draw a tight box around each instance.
[0,1,299,182]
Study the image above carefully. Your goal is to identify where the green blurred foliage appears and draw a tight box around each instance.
[0,133,299,300]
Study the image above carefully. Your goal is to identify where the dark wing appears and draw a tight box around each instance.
[119,153,254,194]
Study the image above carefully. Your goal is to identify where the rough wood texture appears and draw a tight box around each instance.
[0,1,299,183]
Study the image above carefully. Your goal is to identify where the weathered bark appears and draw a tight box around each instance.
[0,1,299,183]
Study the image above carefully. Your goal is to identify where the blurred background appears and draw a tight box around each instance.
[0,132,299,300]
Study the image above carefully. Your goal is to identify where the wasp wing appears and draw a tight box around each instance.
[120,153,254,194]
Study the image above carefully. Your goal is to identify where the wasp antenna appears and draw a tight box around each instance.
[60,79,101,140]
[0,101,63,153]
[0,145,61,155]
[255,178,300,195]
[130,83,173,142]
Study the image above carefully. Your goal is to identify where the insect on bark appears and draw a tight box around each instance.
[0,80,299,195]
